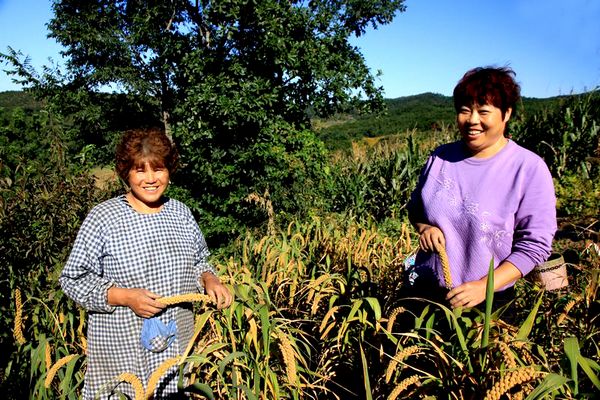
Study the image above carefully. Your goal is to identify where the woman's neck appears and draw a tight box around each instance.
[126,192,164,214]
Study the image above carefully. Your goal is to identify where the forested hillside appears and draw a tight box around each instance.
[0,89,577,155]
[0,91,43,111]
[315,92,566,150]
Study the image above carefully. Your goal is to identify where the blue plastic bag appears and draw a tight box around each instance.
[140,317,177,353]
[404,253,418,284]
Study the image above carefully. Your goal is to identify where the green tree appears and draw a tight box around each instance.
[2,0,406,242]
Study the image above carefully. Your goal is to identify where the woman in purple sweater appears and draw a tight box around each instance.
[407,66,557,313]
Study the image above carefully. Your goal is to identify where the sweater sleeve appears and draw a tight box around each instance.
[59,207,116,313]
[505,158,557,276]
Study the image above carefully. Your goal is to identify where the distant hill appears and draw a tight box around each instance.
[0,89,568,151]
[315,92,565,150]
[0,90,43,111]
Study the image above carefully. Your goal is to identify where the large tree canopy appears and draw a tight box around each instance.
[3,0,406,242]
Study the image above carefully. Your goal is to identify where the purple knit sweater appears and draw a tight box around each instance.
[408,140,557,288]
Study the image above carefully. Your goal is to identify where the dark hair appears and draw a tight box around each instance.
[453,66,521,119]
[115,127,179,183]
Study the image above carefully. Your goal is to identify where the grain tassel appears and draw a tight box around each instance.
[117,372,145,400]
[13,288,26,345]
[44,354,78,388]
[436,245,453,289]
[483,367,537,400]
[385,346,419,383]
[146,357,180,398]
[157,293,212,306]
[388,375,420,400]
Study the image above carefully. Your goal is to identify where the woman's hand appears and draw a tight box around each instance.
[108,287,166,318]
[446,262,522,308]
[202,272,233,310]
[416,223,445,252]
[446,280,487,308]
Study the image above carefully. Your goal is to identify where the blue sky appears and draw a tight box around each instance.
[1,0,599,98]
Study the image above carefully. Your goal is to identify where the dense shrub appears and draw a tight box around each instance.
[0,114,119,397]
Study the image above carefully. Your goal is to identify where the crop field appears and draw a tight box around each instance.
[1,91,599,399]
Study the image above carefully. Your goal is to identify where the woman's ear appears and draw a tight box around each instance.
[504,107,513,122]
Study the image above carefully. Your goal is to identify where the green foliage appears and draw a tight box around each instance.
[512,91,600,179]
[0,91,43,111]
[175,117,333,243]
[317,93,455,150]
[316,93,565,151]
[2,0,408,242]
[554,173,600,218]
[0,111,118,398]
[0,109,67,173]
[328,132,444,221]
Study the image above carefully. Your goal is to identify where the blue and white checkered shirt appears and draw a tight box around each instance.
[60,195,215,399]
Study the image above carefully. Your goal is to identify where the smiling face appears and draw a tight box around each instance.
[126,160,169,213]
[457,103,512,158]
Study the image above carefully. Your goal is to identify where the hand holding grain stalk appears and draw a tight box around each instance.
[434,243,453,290]
[156,293,213,306]
[416,223,453,289]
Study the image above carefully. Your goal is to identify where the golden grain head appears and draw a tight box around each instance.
[277,331,298,387]
[384,359,399,384]
[519,348,535,366]
[319,306,339,333]
[146,357,180,398]
[557,296,582,325]
[310,293,325,316]
[388,375,420,400]
[483,367,537,400]
[498,341,517,369]
[385,345,419,383]
[80,335,88,354]
[386,306,406,332]
[44,354,78,388]
[512,391,524,400]
[45,343,53,370]
[437,246,453,289]
[117,372,145,400]
[13,288,26,345]
[157,293,212,306]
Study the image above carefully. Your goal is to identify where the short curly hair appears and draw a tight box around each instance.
[115,127,179,183]
[453,66,521,119]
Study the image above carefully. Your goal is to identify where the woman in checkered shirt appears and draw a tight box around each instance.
[60,127,232,399]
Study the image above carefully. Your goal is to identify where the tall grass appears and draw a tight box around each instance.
[10,215,599,398]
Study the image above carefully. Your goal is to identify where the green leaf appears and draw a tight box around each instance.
[218,351,247,376]
[524,373,568,400]
[516,291,543,341]
[58,355,80,395]
[363,297,381,321]
[481,257,494,349]
[577,355,600,390]
[233,384,258,400]
[564,336,579,394]
[359,343,373,400]
[347,299,363,321]
[184,382,215,399]
[258,304,271,352]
